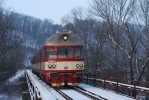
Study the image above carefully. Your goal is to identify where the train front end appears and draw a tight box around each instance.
[43,31,84,87]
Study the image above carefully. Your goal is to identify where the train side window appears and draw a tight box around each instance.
[74,47,84,58]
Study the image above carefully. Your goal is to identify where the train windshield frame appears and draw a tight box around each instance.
[45,46,84,59]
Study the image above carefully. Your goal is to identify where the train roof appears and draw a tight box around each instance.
[44,31,83,46]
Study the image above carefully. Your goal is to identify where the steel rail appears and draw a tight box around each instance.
[53,87,73,100]
[73,86,108,100]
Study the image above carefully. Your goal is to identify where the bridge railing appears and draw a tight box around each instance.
[84,73,149,99]
[26,71,41,100]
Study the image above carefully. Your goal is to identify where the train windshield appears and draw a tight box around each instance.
[46,47,57,58]
[46,47,84,59]
[74,47,84,58]
[58,47,73,58]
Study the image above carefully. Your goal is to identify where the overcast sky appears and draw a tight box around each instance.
[5,0,89,24]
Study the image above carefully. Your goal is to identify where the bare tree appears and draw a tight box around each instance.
[0,2,12,64]
[90,0,142,82]
[136,0,149,82]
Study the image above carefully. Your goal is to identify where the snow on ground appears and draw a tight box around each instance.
[86,77,149,92]
[27,70,65,100]
[61,89,92,100]
[8,70,25,83]
[0,94,8,100]
[36,77,66,100]
[26,70,136,100]
[0,94,21,100]
[80,84,135,100]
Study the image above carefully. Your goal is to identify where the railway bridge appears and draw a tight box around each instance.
[24,70,149,100]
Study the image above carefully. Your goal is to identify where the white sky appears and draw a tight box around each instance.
[4,0,89,24]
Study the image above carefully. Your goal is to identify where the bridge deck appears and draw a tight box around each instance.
[26,70,65,100]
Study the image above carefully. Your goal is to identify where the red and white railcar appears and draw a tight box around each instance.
[31,31,84,87]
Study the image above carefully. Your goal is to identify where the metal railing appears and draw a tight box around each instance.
[26,72,41,100]
[84,73,149,99]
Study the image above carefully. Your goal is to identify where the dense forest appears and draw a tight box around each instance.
[0,0,149,93]
[0,2,62,84]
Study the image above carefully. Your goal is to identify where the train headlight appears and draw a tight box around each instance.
[48,64,56,69]
[52,64,56,68]
[76,64,80,68]
[76,64,84,69]
[80,64,83,68]
[62,34,69,41]
[48,64,52,68]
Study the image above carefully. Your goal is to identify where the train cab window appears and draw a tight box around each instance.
[58,47,73,58]
[46,48,57,58]
[74,47,84,58]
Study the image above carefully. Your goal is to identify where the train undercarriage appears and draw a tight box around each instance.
[32,70,84,87]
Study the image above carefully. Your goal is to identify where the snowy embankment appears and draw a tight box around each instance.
[2,70,25,86]
[8,70,25,83]
[0,70,25,100]
[80,84,135,100]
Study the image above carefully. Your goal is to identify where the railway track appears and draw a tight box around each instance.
[31,73,107,100]
[54,86,108,100]
[73,86,108,100]
[53,87,73,100]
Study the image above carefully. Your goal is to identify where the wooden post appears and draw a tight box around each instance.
[116,79,119,93]
[104,76,106,89]
[87,74,88,84]
[94,74,96,86]
[132,81,137,99]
